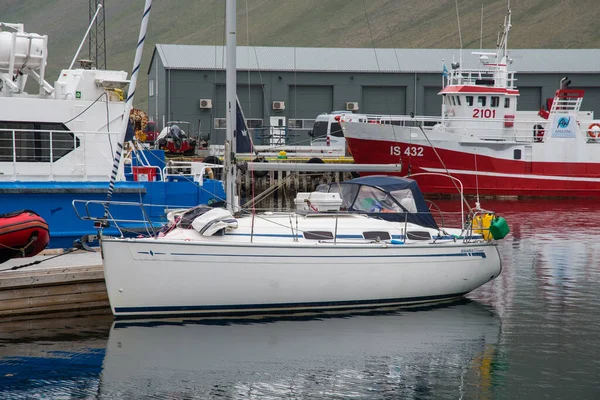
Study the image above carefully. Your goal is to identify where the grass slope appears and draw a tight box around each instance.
[3,0,599,111]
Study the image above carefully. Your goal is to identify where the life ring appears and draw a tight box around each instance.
[205,167,214,180]
[587,123,600,139]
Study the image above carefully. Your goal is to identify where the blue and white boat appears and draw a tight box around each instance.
[0,22,225,248]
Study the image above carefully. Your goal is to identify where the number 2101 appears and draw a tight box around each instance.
[473,109,496,118]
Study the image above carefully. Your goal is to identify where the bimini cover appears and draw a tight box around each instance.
[191,208,238,236]
[327,175,439,230]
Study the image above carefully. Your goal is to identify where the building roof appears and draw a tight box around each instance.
[153,44,600,74]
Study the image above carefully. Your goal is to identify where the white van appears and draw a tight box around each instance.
[309,111,368,149]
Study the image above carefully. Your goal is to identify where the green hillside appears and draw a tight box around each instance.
[3,0,600,111]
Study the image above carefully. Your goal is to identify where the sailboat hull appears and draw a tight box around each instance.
[101,237,501,318]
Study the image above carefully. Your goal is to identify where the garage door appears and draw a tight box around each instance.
[517,87,542,111]
[215,84,263,119]
[423,86,443,116]
[289,85,334,118]
[362,86,406,115]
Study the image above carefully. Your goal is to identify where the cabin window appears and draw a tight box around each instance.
[466,96,474,106]
[406,231,432,240]
[303,231,334,240]
[455,96,461,106]
[363,231,391,241]
[450,96,456,106]
[477,96,487,107]
[491,96,500,107]
[354,186,402,213]
[390,188,417,213]
[504,98,511,108]
[513,149,522,160]
[0,121,78,162]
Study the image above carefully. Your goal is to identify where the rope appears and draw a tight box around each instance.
[418,126,473,213]
[0,247,81,273]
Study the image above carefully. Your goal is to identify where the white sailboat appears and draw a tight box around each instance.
[98,0,505,319]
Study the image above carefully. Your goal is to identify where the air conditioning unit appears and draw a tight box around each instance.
[199,99,212,109]
[272,101,285,111]
[346,102,359,111]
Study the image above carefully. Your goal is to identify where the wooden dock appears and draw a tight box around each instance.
[0,250,109,318]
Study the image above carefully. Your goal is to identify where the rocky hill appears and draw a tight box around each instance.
[3,0,599,110]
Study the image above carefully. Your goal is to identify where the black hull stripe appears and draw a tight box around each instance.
[114,292,468,319]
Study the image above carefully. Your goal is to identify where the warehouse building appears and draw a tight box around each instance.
[147,45,600,146]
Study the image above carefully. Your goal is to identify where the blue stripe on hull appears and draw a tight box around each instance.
[113,292,469,319]
[155,251,487,258]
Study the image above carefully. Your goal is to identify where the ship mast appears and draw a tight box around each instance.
[224,0,237,212]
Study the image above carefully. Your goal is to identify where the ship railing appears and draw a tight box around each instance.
[354,114,597,144]
[447,68,516,89]
[162,161,224,184]
[549,90,585,113]
[0,127,121,180]
[72,199,194,238]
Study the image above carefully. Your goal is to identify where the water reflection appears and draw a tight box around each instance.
[3,198,600,399]
[465,198,600,399]
[98,301,500,399]
[0,312,112,399]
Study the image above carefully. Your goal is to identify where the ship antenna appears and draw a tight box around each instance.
[480,4,484,49]
[69,3,103,70]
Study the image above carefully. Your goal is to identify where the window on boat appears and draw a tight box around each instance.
[390,189,417,213]
[504,98,511,108]
[477,96,487,107]
[330,122,344,138]
[311,121,328,138]
[455,96,461,106]
[303,231,334,240]
[491,96,500,107]
[363,231,391,241]
[354,185,402,213]
[450,96,456,106]
[466,96,474,106]
[406,231,431,240]
[0,121,78,162]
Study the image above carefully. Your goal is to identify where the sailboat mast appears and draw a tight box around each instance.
[224,0,237,212]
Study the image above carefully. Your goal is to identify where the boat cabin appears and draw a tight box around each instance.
[320,175,439,230]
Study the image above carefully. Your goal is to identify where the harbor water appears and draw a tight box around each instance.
[1,198,600,399]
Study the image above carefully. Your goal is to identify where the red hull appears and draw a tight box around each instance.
[347,137,600,198]
[0,210,50,263]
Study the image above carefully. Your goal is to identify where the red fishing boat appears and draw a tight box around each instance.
[341,8,600,198]
[0,210,50,263]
